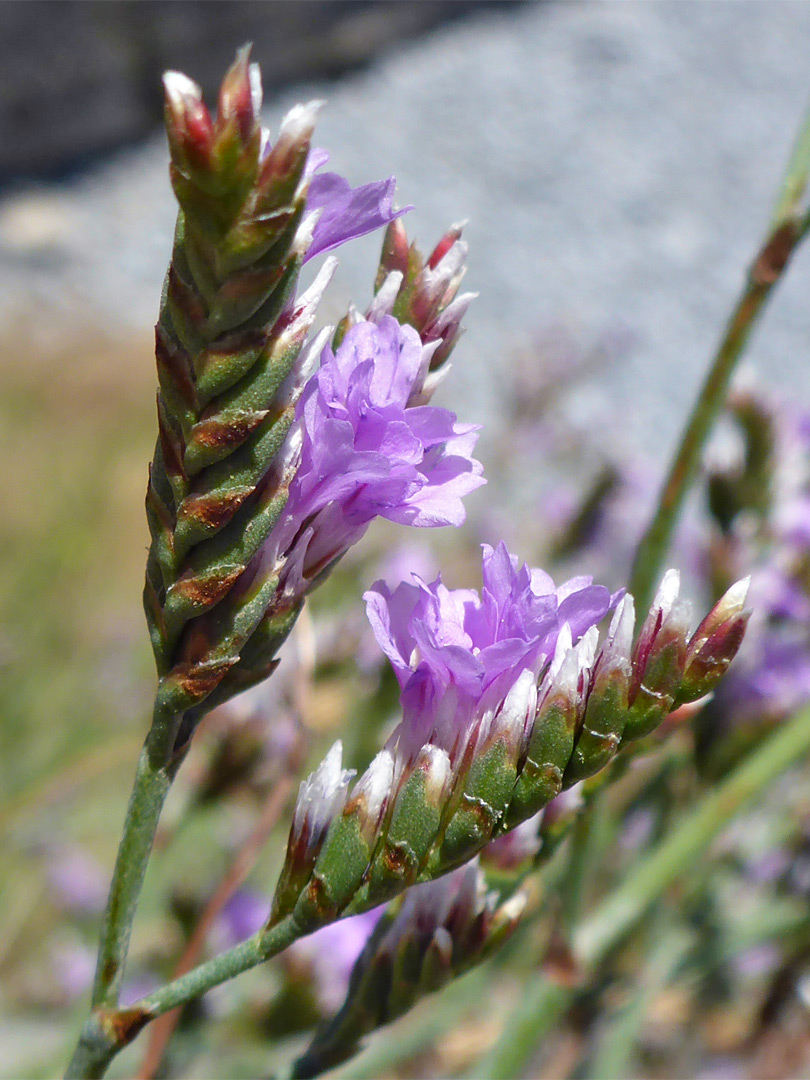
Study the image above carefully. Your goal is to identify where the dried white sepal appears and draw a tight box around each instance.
[293,741,355,852]
[353,749,395,825]
[163,70,203,107]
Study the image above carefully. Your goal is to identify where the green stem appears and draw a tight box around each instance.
[90,736,171,1009]
[628,103,810,618]
[473,705,810,1079]
[66,915,300,1079]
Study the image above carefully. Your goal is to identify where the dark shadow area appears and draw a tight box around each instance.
[0,0,523,182]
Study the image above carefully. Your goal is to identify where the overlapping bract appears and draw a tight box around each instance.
[271,556,749,931]
[143,49,479,744]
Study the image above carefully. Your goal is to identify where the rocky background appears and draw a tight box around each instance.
[2,1,810,460]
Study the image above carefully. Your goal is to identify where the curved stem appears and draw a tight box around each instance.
[90,718,179,1010]
[66,914,301,1079]
[629,101,810,618]
[137,769,298,1079]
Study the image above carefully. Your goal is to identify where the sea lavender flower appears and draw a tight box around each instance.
[284,907,386,1012]
[270,555,748,925]
[365,540,613,770]
[258,314,485,602]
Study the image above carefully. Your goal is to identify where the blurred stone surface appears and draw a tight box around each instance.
[0,0,509,179]
[3,1,810,461]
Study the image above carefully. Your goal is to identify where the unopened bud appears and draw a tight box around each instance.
[565,596,634,783]
[217,46,262,143]
[163,71,214,171]
[294,749,395,928]
[678,578,750,703]
[270,742,354,923]
[362,744,452,908]
[623,572,691,743]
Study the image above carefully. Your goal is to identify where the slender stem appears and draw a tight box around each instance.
[769,96,810,227]
[473,704,810,1079]
[66,914,301,1079]
[469,977,571,1080]
[137,768,298,1079]
[629,103,810,618]
[90,727,175,1009]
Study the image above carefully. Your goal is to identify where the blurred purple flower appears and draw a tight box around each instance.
[286,907,385,1012]
[48,846,108,915]
[52,942,95,1000]
[716,633,810,724]
[218,889,268,945]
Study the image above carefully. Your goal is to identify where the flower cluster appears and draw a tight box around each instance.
[258,314,484,602]
[366,541,616,766]
[271,549,749,930]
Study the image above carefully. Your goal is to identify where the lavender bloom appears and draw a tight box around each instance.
[217,889,268,946]
[286,907,386,1012]
[304,149,411,262]
[47,846,108,915]
[365,541,613,766]
[262,315,485,599]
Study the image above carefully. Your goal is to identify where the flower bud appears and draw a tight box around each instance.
[292,863,526,1078]
[270,742,354,923]
[504,630,581,829]
[439,671,537,870]
[622,571,691,743]
[678,578,751,703]
[294,749,394,929]
[364,745,452,907]
[565,595,634,782]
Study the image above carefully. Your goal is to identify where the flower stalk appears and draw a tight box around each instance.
[629,100,810,619]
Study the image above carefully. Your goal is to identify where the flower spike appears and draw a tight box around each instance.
[144,52,480,751]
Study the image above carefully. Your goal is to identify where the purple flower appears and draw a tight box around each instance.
[261,315,484,598]
[47,845,108,915]
[365,542,613,766]
[303,149,411,262]
[218,889,268,946]
[717,633,810,724]
[286,907,385,1011]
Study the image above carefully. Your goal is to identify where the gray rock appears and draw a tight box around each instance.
[3,0,810,461]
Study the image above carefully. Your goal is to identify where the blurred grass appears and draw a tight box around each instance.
[0,316,156,799]
[0,317,162,1062]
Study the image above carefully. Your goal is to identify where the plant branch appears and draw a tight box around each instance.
[66,914,301,1079]
[629,101,810,618]
[89,712,181,1011]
